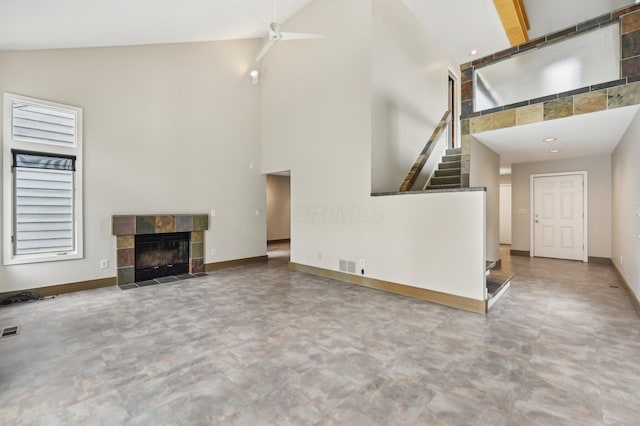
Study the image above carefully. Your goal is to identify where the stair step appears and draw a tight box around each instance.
[434,168,461,177]
[427,183,461,190]
[430,176,461,185]
[487,272,515,298]
[442,154,461,162]
[446,148,462,156]
[486,259,499,272]
[439,161,461,169]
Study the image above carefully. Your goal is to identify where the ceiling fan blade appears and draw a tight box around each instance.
[256,38,276,61]
[279,32,327,41]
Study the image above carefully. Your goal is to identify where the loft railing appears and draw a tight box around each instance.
[474,23,619,112]
[461,4,640,119]
[399,110,451,192]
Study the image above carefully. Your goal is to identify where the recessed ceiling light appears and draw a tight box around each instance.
[470,50,478,56]
[542,138,557,142]
[549,149,561,153]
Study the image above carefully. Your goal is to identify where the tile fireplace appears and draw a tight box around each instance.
[111,214,209,285]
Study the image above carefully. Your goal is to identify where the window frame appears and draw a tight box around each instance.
[3,93,83,265]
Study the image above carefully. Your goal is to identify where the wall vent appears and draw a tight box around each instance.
[339,259,356,273]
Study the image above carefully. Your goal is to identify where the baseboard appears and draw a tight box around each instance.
[205,255,268,272]
[510,250,530,257]
[612,263,640,319]
[289,262,486,314]
[588,256,612,265]
[267,238,290,244]
[0,277,117,299]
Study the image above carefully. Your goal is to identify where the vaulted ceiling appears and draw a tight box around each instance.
[0,0,634,64]
[0,0,314,51]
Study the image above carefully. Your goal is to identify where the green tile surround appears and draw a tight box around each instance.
[461,6,640,136]
[112,214,209,284]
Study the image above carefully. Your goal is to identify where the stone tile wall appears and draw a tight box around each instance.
[460,5,640,138]
[112,214,209,284]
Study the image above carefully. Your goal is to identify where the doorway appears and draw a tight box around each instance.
[266,172,291,261]
[447,73,456,149]
[530,172,587,262]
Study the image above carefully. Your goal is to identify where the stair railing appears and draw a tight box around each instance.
[399,110,452,192]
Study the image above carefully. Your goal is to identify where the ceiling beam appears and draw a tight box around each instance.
[494,0,530,46]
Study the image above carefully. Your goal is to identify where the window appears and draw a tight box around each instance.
[3,93,83,265]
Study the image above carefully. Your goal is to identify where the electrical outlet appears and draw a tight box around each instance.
[249,162,254,169]
[100,259,108,269]
[255,210,260,216]
[211,248,216,256]
[211,209,216,217]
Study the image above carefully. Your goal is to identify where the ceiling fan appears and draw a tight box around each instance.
[255,1,326,62]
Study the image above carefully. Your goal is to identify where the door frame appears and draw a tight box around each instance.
[447,68,459,148]
[529,171,588,262]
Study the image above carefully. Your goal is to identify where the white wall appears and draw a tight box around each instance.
[511,155,612,258]
[470,137,500,261]
[500,184,512,244]
[500,174,512,185]
[371,0,458,192]
[261,0,486,302]
[525,0,633,39]
[266,174,291,241]
[0,40,266,292]
[500,175,512,244]
[612,109,640,301]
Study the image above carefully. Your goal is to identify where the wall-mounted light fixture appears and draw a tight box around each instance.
[250,70,259,85]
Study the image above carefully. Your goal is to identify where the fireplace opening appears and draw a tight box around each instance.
[135,232,190,282]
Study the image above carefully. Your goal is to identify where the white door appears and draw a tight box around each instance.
[533,174,585,261]
[499,184,512,244]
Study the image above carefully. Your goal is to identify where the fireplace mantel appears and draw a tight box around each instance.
[112,214,209,285]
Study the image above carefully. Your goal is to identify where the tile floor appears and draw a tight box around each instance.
[0,244,638,425]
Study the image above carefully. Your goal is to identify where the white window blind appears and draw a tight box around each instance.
[12,101,76,146]
[13,152,75,255]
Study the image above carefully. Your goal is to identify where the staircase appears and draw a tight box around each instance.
[426,148,461,190]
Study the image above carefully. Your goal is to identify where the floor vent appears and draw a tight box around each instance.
[610,285,620,288]
[1,326,20,338]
